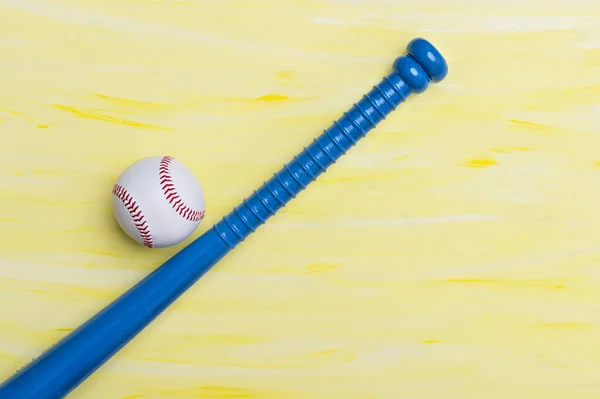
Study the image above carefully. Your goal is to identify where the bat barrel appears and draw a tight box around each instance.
[0,38,447,399]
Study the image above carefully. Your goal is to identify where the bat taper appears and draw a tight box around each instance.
[0,37,448,399]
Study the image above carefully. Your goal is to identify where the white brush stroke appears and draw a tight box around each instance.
[0,0,385,63]
[0,258,145,287]
[311,14,583,33]
[267,214,504,229]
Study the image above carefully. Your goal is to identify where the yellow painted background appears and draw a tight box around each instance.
[2,0,600,398]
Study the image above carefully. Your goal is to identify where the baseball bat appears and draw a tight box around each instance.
[0,37,448,398]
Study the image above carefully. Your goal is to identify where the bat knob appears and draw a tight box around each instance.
[393,38,448,93]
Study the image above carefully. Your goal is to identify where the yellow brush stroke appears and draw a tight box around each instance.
[274,348,348,361]
[93,93,193,110]
[199,94,316,105]
[25,283,118,301]
[263,266,295,273]
[31,170,62,176]
[461,157,497,168]
[275,71,295,79]
[254,93,289,102]
[155,386,260,399]
[194,334,266,345]
[509,119,556,132]
[198,386,253,393]
[444,279,569,288]
[491,146,532,154]
[323,169,416,182]
[82,250,126,258]
[53,104,171,131]
[0,108,27,116]
[26,289,70,298]
[536,322,593,329]
[312,348,339,356]
[305,262,338,273]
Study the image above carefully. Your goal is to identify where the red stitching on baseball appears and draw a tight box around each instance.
[159,156,205,222]
[112,183,154,248]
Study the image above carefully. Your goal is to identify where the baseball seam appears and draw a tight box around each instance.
[112,183,154,248]
[159,156,205,222]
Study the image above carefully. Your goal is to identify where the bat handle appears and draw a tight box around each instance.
[214,37,448,246]
[0,38,447,399]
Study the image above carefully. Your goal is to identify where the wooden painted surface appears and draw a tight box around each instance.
[2,0,600,397]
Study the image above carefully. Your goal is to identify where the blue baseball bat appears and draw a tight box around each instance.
[0,37,448,398]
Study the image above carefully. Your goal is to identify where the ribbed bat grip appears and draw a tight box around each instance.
[213,37,448,248]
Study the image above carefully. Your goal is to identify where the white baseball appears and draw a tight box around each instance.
[111,156,206,248]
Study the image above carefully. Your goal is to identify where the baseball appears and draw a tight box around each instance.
[111,156,206,248]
